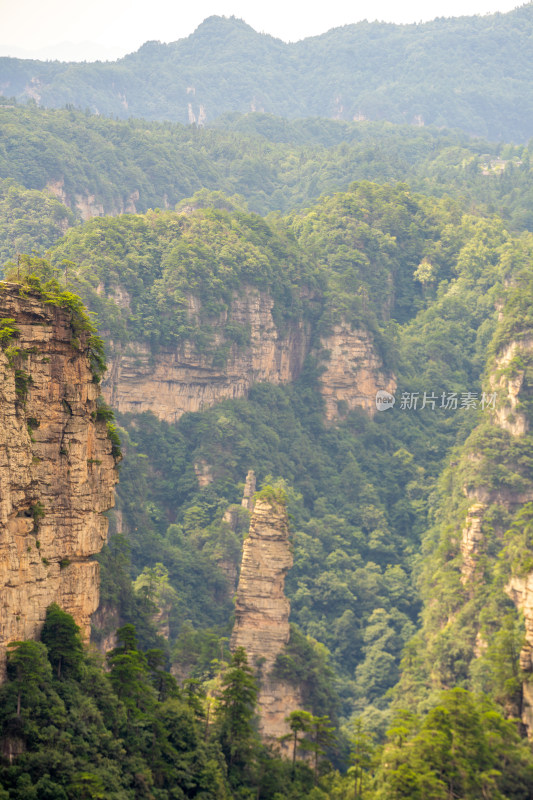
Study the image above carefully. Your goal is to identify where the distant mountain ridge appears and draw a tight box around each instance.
[1,7,533,141]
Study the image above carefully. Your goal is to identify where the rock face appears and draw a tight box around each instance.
[491,337,533,730]
[457,334,533,730]
[103,287,393,424]
[0,284,118,678]
[319,322,396,422]
[104,288,311,423]
[505,574,533,731]
[46,178,140,222]
[460,503,486,585]
[490,336,533,437]
[241,469,256,512]
[231,497,303,747]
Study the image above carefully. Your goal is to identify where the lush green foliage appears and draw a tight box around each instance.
[2,612,532,799]
[0,179,74,262]
[49,205,318,349]
[0,610,320,799]
[3,102,533,269]
[3,37,533,787]
[374,689,533,799]
[394,246,533,716]
[74,183,533,743]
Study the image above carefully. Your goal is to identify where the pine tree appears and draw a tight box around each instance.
[40,603,83,679]
[217,647,258,772]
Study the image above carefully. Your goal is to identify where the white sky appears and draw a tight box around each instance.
[0,0,526,61]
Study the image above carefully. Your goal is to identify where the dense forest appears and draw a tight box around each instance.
[2,101,533,261]
[2,6,533,798]
[2,7,533,140]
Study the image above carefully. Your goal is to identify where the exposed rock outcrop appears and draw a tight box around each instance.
[457,333,533,731]
[0,284,118,678]
[103,287,393,425]
[241,469,256,512]
[103,287,311,423]
[460,336,533,585]
[490,336,532,437]
[460,503,486,585]
[505,574,533,731]
[231,497,303,747]
[319,322,396,422]
[46,178,140,221]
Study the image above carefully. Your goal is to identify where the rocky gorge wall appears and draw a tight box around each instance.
[0,283,118,678]
[231,496,303,748]
[458,335,533,730]
[102,286,394,424]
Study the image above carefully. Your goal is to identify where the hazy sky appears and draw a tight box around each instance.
[0,0,525,60]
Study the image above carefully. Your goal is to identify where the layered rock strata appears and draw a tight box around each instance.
[0,284,118,678]
[104,288,311,423]
[103,287,394,424]
[319,322,396,421]
[231,497,303,747]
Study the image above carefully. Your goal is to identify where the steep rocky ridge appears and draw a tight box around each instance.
[102,287,393,424]
[458,336,533,573]
[498,336,533,730]
[231,496,303,747]
[0,283,118,678]
[448,332,533,727]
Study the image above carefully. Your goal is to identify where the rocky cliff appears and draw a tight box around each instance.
[103,286,393,424]
[0,283,118,678]
[104,287,310,423]
[231,496,303,747]
[319,322,396,421]
[46,178,140,222]
[458,334,533,729]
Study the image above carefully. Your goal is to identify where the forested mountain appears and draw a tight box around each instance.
[46,184,526,727]
[2,177,533,797]
[3,102,533,266]
[2,6,533,140]
[2,11,533,796]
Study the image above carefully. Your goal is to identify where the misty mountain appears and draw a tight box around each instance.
[1,6,533,141]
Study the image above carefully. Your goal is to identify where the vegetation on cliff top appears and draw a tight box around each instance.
[3,102,533,270]
[49,203,319,350]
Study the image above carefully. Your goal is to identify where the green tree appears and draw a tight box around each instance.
[107,624,155,719]
[301,714,336,785]
[6,640,52,717]
[217,646,258,772]
[348,717,375,799]
[40,603,83,679]
[282,709,314,771]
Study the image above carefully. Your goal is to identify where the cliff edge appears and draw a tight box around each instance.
[0,283,118,678]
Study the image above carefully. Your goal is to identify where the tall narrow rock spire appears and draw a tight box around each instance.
[231,493,303,747]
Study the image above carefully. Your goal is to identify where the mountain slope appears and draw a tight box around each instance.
[2,7,533,140]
